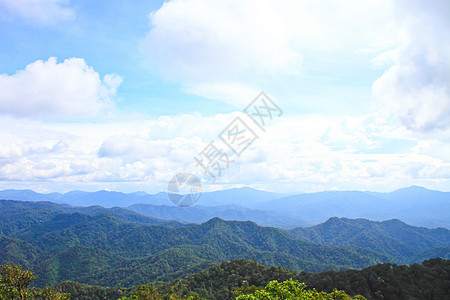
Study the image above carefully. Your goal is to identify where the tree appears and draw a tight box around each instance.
[35,287,70,300]
[0,264,36,300]
[235,279,366,300]
[0,264,69,300]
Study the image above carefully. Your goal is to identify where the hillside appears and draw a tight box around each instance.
[0,201,394,287]
[288,217,450,263]
[127,203,306,228]
[0,199,184,236]
[53,258,449,300]
[0,199,448,290]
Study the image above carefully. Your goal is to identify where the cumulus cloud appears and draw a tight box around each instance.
[373,0,450,133]
[0,0,75,25]
[142,0,394,104]
[0,57,122,119]
[0,106,448,193]
[142,0,302,81]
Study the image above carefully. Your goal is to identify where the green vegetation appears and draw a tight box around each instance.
[288,217,450,263]
[130,258,449,300]
[0,264,69,300]
[1,201,396,287]
[1,258,448,299]
[0,264,366,300]
[235,279,364,299]
[0,200,448,299]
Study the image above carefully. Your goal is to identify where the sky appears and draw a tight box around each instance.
[0,0,449,194]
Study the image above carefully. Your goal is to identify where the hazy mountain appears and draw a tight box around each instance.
[195,187,286,206]
[0,189,168,207]
[366,185,450,228]
[1,186,448,228]
[288,217,450,263]
[0,189,63,202]
[128,203,307,229]
[258,186,450,228]
[0,187,283,208]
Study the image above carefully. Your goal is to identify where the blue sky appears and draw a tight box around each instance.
[0,0,449,194]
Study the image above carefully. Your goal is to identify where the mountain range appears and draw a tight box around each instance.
[0,199,448,289]
[0,185,448,228]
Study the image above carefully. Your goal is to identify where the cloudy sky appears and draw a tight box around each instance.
[0,0,449,194]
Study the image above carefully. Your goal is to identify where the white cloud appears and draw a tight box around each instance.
[0,0,75,25]
[1,110,448,193]
[142,0,301,81]
[373,0,450,133]
[0,57,122,119]
[142,0,395,104]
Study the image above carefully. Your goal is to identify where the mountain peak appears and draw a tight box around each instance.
[393,185,431,193]
[203,217,225,225]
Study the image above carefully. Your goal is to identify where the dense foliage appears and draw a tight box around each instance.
[0,199,448,298]
[0,264,69,300]
[143,258,449,300]
[235,279,365,299]
[1,201,397,287]
[1,264,367,300]
[288,217,450,263]
[46,258,449,300]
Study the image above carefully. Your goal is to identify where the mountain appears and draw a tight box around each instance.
[1,199,448,290]
[58,190,169,207]
[287,217,450,263]
[195,187,285,206]
[366,185,450,228]
[0,187,283,208]
[0,189,63,202]
[257,186,450,228]
[0,189,169,207]
[0,200,184,236]
[0,188,303,228]
[0,207,394,287]
[2,186,448,228]
[128,203,307,229]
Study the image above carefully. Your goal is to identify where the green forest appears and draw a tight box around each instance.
[1,258,448,299]
[1,200,449,299]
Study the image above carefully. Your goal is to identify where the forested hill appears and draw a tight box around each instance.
[55,258,449,300]
[1,211,390,287]
[0,199,448,289]
[288,217,450,263]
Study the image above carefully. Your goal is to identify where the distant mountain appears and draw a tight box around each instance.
[0,200,184,236]
[0,188,299,228]
[0,189,63,202]
[128,203,307,229]
[288,217,450,263]
[366,185,450,228]
[257,186,450,228]
[1,185,448,228]
[196,187,286,206]
[0,187,283,208]
[0,189,168,207]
